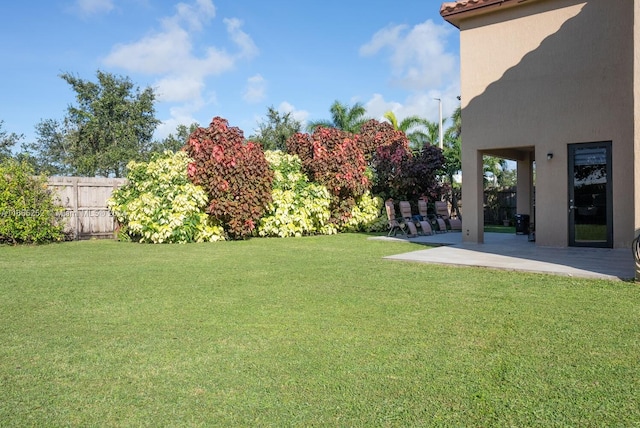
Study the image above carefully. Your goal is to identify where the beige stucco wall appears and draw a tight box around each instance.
[458,0,635,248]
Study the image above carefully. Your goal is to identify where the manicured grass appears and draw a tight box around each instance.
[1,235,639,426]
[484,225,517,234]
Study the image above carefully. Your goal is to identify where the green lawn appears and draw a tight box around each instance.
[1,235,639,426]
[484,225,517,234]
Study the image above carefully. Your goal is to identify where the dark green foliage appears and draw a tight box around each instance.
[249,107,301,151]
[22,118,69,175]
[27,71,160,177]
[0,159,64,244]
[184,117,273,239]
[287,127,369,225]
[0,121,23,161]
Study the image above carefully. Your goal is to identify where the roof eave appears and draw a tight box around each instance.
[440,0,533,28]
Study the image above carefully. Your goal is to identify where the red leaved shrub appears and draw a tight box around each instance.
[184,117,273,239]
[363,119,446,202]
[372,139,446,202]
[286,127,370,225]
[357,119,408,161]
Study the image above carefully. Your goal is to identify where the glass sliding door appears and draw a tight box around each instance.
[568,142,612,248]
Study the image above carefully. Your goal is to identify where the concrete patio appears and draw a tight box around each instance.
[371,232,636,281]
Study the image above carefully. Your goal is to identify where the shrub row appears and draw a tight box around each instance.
[109,116,445,243]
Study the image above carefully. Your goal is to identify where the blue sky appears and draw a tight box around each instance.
[1,0,460,144]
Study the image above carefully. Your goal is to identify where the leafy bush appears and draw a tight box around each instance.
[184,117,273,239]
[371,124,446,202]
[357,119,407,161]
[108,151,224,243]
[258,151,335,237]
[0,159,64,244]
[340,191,386,232]
[405,143,447,201]
[370,131,414,201]
[286,127,369,226]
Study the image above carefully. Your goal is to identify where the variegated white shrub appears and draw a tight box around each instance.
[259,151,336,237]
[108,151,225,243]
[341,191,386,232]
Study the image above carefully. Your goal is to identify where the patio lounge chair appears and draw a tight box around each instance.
[418,198,447,233]
[385,199,409,237]
[399,200,432,235]
[435,200,462,231]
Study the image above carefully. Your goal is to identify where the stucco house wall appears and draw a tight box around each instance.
[442,0,636,248]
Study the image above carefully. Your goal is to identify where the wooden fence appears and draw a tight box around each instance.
[48,177,127,240]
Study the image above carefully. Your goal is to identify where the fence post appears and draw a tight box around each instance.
[73,178,79,241]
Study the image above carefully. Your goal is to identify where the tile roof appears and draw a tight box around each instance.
[440,0,528,27]
[440,0,508,16]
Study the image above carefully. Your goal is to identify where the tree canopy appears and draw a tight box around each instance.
[306,100,370,134]
[249,106,301,151]
[0,121,23,161]
[28,71,160,177]
[383,111,436,151]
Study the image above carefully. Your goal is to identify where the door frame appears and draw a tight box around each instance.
[567,141,613,248]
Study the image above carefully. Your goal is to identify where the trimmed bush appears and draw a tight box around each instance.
[184,117,273,239]
[107,151,224,243]
[0,159,64,244]
[258,151,335,237]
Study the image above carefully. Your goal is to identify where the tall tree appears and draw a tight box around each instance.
[30,71,160,177]
[306,100,370,134]
[249,106,301,151]
[443,106,461,183]
[23,118,70,175]
[443,105,462,216]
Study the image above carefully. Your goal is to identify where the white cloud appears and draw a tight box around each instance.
[155,75,205,103]
[103,0,257,106]
[278,101,309,125]
[360,17,460,131]
[167,0,217,31]
[74,0,114,16]
[360,19,457,91]
[224,18,258,60]
[155,100,212,140]
[364,82,460,129]
[243,74,266,104]
[363,94,403,122]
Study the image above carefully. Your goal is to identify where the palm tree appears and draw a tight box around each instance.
[450,105,461,139]
[443,105,462,217]
[383,111,442,151]
[306,100,370,134]
[443,105,461,183]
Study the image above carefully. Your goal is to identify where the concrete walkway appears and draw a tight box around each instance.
[371,232,636,281]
